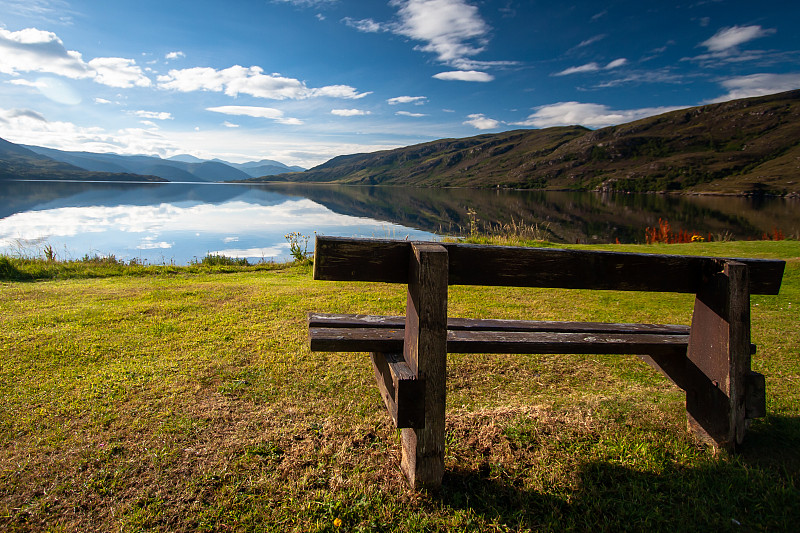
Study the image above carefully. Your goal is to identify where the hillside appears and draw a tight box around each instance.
[0,138,165,183]
[256,90,800,195]
[22,147,305,182]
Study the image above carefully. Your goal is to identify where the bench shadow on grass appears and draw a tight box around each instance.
[435,414,800,531]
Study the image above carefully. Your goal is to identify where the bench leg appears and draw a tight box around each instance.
[400,243,448,489]
[686,260,753,450]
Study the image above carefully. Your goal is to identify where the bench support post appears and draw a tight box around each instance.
[685,260,756,450]
[400,243,448,489]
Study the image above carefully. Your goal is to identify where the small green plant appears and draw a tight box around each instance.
[198,253,250,266]
[43,244,56,262]
[466,208,479,237]
[285,232,311,264]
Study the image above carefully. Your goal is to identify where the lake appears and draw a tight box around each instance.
[1,180,798,264]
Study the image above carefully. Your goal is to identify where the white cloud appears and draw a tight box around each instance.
[8,78,43,88]
[307,84,371,99]
[87,57,151,88]
[464,113,499,129]
[343,17,384,32]
[391,0,490,67]
[576,34,606,48]
[701,25,775,52]
[387,95,427,105]
[605,58,627,69]
[0,107,179,155]
[165,51,185,60]
[0,28,151,88]
[433,70,493,82]
[331,108,371,116]
[205,105,303,125]
[95,97,112,104]
[708,73,800,103]
[396,111,427,117]
[158,65,369,100]
[134,110,173,120]
[0,27,92,79]
[554,58,627,76]
[515,102,686,129]
[137,241,173,250]
[554,63,601,76]
[222,121,239,128]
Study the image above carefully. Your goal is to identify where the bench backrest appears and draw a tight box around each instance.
[313,236,784,295]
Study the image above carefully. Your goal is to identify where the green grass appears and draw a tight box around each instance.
[1,241,798,532]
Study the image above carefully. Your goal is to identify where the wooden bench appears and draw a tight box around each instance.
[308,236,785,489]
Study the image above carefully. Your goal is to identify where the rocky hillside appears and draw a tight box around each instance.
[260,90,800,195]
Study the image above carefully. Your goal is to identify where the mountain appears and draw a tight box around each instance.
[0,137,165,183]
[252,90,800,195]
[214,158,306,177]
[168,154,205,163]
[24,146,254,182]
[20,147,304,182]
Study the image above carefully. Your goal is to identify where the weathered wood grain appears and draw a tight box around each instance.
[308,312,691,335]
[309,235,784,489]
[312,236,785,294]
[686,261,751,450]
[311,325,690,356]
[370,352,425,429]
[401,243,448,490]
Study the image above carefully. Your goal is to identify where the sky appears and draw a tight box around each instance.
[1,0,798,168]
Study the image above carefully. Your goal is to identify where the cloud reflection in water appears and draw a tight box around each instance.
[0,196,435,264]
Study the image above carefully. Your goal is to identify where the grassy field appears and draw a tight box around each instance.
[1,241,798,532]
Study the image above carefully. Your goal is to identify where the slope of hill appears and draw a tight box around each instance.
[0,138,165,182]
[23,147,268,182]
[254,90,800,195]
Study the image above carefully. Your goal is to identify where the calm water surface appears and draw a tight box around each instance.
[1,180,798,264]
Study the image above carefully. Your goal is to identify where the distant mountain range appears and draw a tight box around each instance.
[4,90,799,194]
[0,139,304,183]
[255,90,800,195]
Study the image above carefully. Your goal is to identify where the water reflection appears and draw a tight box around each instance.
[1,181,798,264]
[0,181,436,263]
[265,183,800,244]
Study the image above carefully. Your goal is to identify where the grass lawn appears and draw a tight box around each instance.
[1,241,798,532]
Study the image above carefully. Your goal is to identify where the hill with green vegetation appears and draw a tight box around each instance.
[0,137,166,183]
[257,90,800,195]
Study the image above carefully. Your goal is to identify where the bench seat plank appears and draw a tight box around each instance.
[308,312,691,335]
[310,325,690,357]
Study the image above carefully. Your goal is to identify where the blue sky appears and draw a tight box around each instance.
[1,0,798,168]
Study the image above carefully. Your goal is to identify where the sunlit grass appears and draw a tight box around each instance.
[1,241,798,531]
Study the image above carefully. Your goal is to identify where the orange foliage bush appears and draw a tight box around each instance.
[644,218,705,244]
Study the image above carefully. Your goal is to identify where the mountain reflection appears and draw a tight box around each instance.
[0,181,436,263]
[258,183,800,243]
[1,181,798,264]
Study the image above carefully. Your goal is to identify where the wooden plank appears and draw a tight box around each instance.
[685,261,752,450]
[308,312,691,335]
[370,352,425,428]
[310,326,403,352]
[312,236,785,294]
[311,326,691,356]
[313,236,409,283]
[401,243,448,490]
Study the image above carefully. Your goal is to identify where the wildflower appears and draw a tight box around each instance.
[333,517,343,528]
